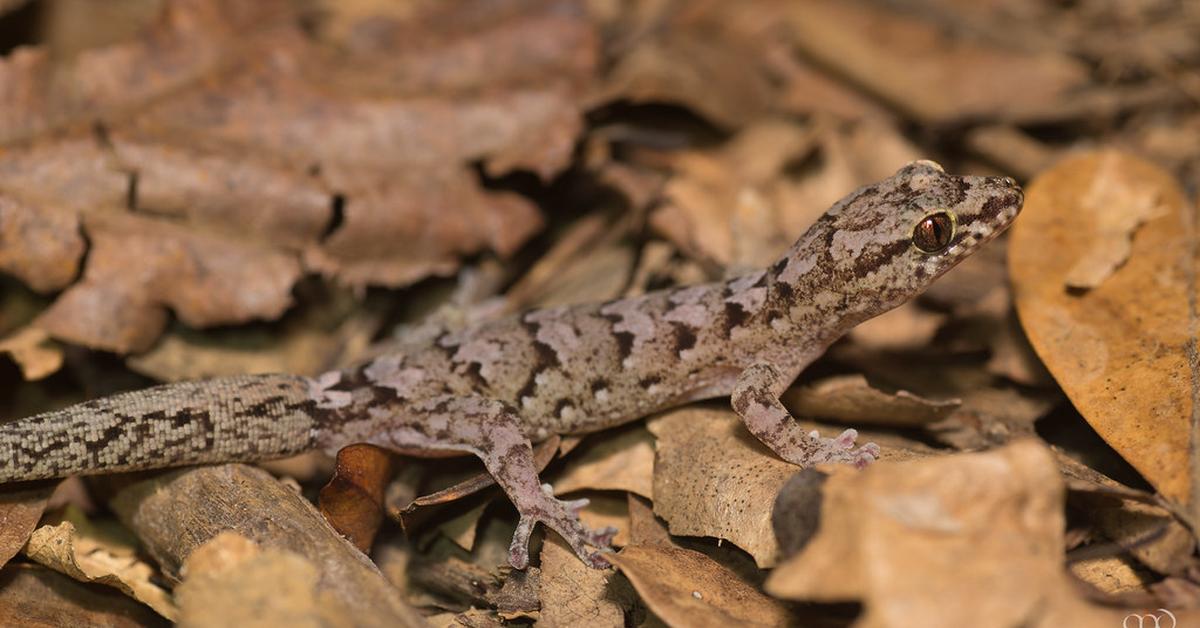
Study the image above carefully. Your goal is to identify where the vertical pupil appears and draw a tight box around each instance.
[931,218,945,241]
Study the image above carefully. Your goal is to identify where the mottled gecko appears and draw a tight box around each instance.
[0,161,1022,569]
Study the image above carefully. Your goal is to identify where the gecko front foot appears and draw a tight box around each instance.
[508,484,618,569]
[801,428,881,469]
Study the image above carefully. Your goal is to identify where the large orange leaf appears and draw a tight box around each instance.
[1010,150,1198,514]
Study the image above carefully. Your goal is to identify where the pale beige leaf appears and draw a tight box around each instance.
[24,507,177,620]
[765,440,1126,628]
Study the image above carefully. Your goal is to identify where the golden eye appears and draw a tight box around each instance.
[912,211,955,253]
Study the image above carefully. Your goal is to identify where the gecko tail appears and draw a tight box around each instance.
[0,374,321,483]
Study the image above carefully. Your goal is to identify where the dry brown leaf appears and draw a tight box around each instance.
[538,537,627,628]
[765,440,1125,627]
[1069,555,1152,597]
[783,0,1089,124]
[438,500,489,553]
[783,373,961,428]
[848,302,946,351]
[175,531,354,628]
[127,285,383,382]
[318,444,397,554]
[0,483,53,569]
[35,210,302,354]
[1009,151,1197,510]
[596,27,775,129]
[0,326,63,381]
[1061,452,1196,577]
[652,117,920,270]
[24,506,177,621]
[965,125,1061,180]
[610,545,793,628]
[553,424,655,498]
[647,407,795,567]
[0,0,602,354]
[627,494,673,548]
[930,386,1056,450]
[0,564,169,628]
[0,0,285,143]
[0,194,84,293]
[651,119,816,268]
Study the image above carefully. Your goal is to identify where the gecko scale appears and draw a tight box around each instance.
[0,161,1022,569]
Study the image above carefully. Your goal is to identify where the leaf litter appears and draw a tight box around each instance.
[1,0,1200,625]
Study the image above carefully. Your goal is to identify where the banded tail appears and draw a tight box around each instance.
[0,374,320,482]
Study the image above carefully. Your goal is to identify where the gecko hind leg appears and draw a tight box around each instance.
[359,395,616,569]
[732,363,880,468]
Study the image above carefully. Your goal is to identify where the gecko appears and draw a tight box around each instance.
[0,161,1022,569]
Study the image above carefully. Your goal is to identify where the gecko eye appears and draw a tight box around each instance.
[912,211,955,253]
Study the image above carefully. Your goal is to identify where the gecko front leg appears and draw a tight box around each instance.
[344,395,616,569]
[731,363,880,468]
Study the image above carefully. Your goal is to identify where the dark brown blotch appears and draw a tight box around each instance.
[722,301,749,337]
[672,323,697,355]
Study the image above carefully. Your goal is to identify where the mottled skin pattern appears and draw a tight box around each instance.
[0,161,1023,569]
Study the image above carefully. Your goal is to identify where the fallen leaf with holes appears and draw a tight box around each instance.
[0,0,600,355]
[319,444,398,554]
[23,506,177,621]
[783,373,960,428]
[765,440,1126,627]
[647,407,796,567]
[1010,151,1198,510]
[610,545,794,628]
[553,424,655,499]
[175,532,358,628]
[538,537,631,628]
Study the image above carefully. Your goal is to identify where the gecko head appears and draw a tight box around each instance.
[785,160,1024,317]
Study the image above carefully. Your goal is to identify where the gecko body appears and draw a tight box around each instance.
[0,161,1023,568]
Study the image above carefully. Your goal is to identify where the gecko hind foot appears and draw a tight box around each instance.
[808,428,880,469]
[508,484,618,569]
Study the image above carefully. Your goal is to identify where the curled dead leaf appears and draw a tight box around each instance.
[319,444,398,554]
[24,506,177,620]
